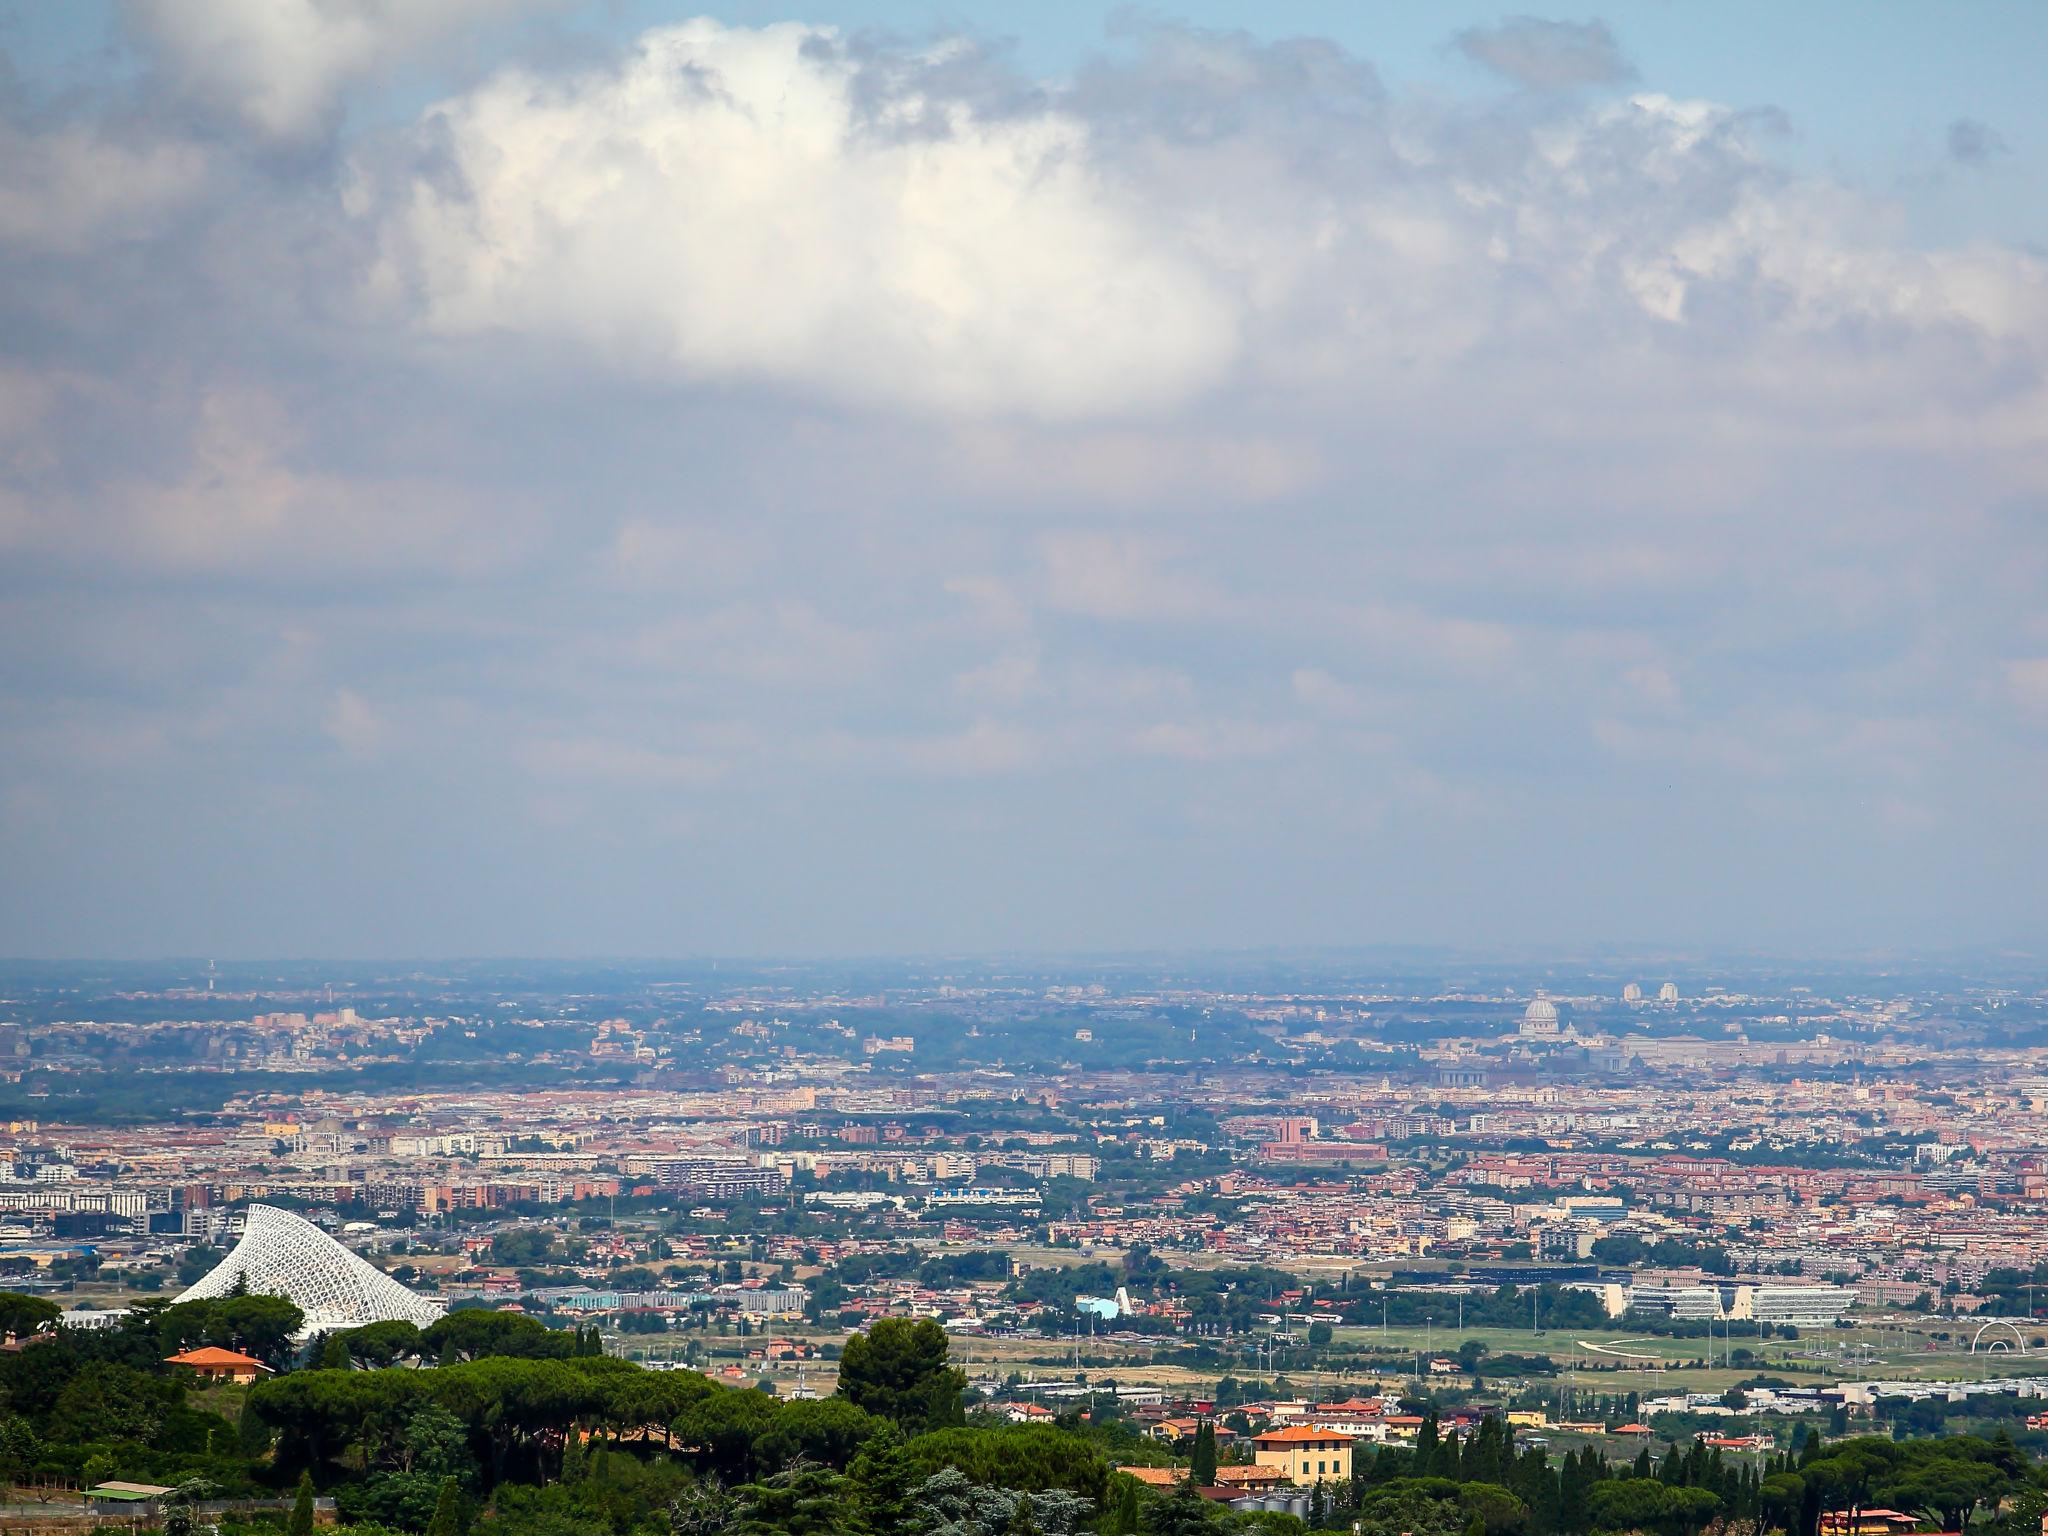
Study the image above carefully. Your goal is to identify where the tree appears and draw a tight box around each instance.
[904,1425,1110,1504]
[668,1476,737,1536]
[0,1416,42,1492]
[160,1477,214,1536]
[836,1318,965,1431]
[403,1404,477,1483]
[421,1309,570,1362]
[53,1362,168,1445]
[675,1383,783,1483]
[732,1463,848,1536]
[1109,1474,1144,1536]
[289,1471,316,1536]
[337,1320,426,1367]
[1142,1476,1215,1536]
[1458,1481,1530,1536]
[1879,1459,2006,1535]
[334,1471,446,1529]
[850,1426,919,1536]
[757,1397,887,1475]
[1760,1472,1804,1536]
[425,1475,465,1536]
[1355,1483,1466,1536]
[1190,1421,1218,1487]
[0,1293,60,1339]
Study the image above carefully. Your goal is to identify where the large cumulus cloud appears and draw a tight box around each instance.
[343,18,2048,440]
[357,21,1241,418]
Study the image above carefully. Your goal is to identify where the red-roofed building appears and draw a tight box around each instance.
[165,1347,269,1384]
[1251,1424,1355,1485]
[1214,1464,1288,1492]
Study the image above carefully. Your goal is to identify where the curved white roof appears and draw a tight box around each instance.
[1523,997,1558,1023]
[177,1204,443,1335]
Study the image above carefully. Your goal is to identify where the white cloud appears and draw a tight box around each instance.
[122,0,549,143]
[1622,663,1681,711]
[337,18,2048,449]
[321,689,388,758]
[0,121,207,254]
[1039,533,1213,621]
[363,21,1240,419]
[82,390,530,576]
[1454,17,1634,91]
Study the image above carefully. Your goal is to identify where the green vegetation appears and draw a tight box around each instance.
[2,1287,2045,1536]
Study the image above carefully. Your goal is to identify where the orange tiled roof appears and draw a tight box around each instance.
[166,1347,265,1368]
[1252,1424,1353,1445]
[1116,1467,1180,1487]
[1215,1465,1287,1485]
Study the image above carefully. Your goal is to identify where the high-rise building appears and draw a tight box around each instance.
[1622,983,1643,1003]
[1657,982,1680,1003]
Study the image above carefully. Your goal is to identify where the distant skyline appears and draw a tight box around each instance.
[1,2,2045,958]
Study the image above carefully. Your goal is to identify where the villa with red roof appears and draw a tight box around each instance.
[1251,1424,1355,1485]
[164,1347,269,1384]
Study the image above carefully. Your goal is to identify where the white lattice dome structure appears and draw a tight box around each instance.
[177,1204,443,1335]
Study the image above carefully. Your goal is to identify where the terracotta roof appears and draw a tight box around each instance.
[1215,1465,1287,1485]
[1252,1424,1354,1445]
[165,1347,266,1368]
[1116,1466,1180,1487]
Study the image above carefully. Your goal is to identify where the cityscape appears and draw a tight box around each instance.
[1,957,2047,1530]
[3,1,2046,1536]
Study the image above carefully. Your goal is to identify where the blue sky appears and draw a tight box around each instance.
[0,2,2043,957]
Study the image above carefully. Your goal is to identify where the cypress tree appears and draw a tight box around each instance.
[1416,1413,1441,1470]
[1112,1476,1142,1536]
[288,1471,315,1536]
[1190,1420,1218,1486]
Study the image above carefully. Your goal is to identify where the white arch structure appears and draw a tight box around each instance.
[1970,1319,2030,1355]
[178,1204,443,1335]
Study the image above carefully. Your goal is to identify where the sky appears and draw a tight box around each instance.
[0,2,2044,960]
